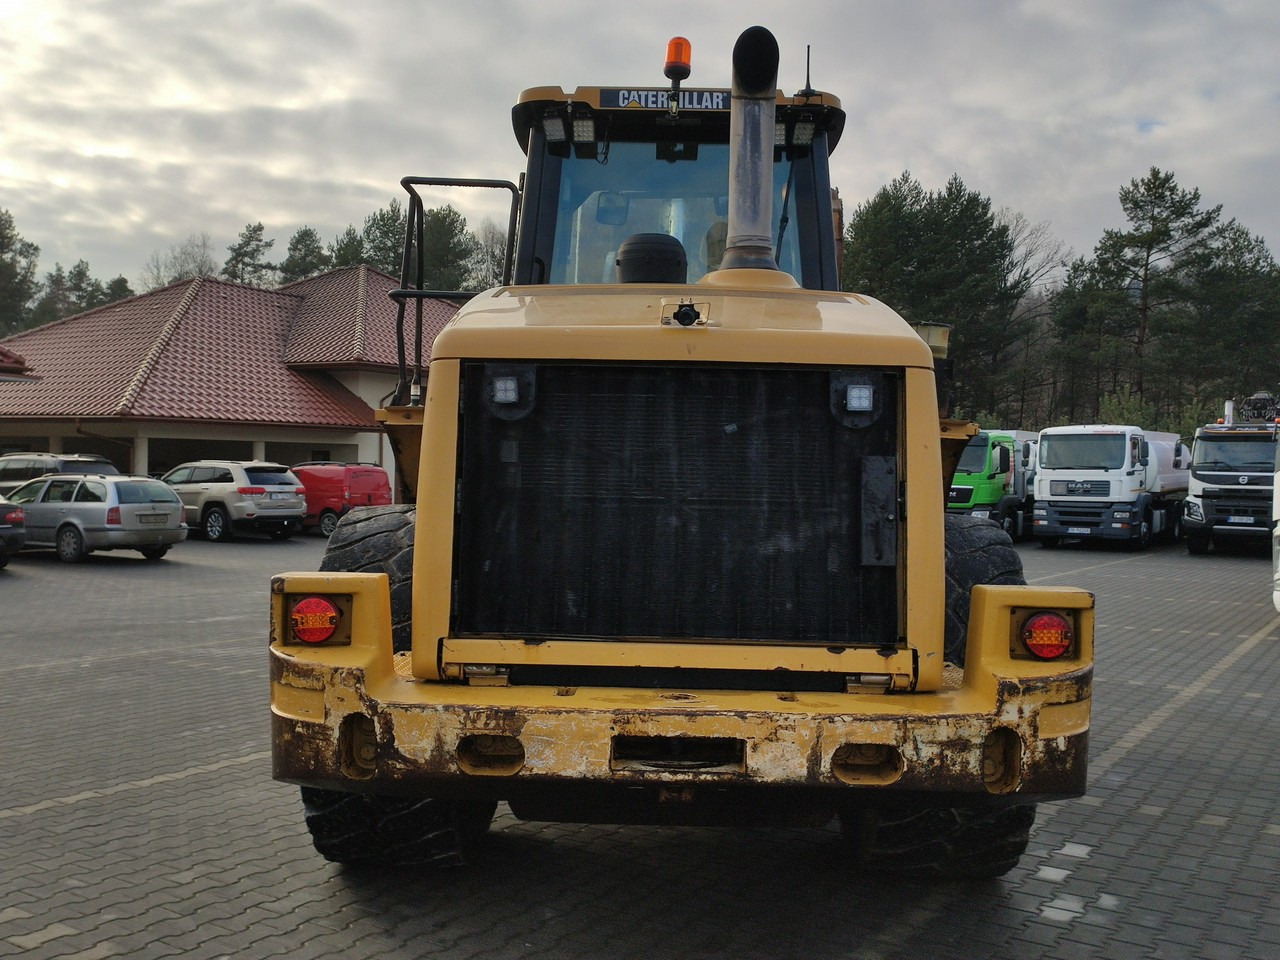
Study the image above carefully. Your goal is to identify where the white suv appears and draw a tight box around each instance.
[161,460,306,541]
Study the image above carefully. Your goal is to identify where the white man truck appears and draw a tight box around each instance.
[1185,395,1279,555]
[947,430,1038,539]
[1032,424,1190,550]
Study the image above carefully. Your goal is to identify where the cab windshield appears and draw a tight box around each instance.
[955,434,991,474]
[1192,436,1276,471]
[1039,435,1127,469]
[547,141,802,284]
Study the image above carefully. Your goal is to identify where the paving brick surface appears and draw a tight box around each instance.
[3,536,1280,959]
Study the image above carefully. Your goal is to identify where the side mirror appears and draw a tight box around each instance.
[995,446,1011,475]
[596,192,629,226]
[1138,439,1150,466]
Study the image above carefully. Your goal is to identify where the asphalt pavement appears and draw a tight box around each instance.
[1,532,1278,960]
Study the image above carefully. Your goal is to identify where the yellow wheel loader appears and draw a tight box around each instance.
[270,26,1093,878]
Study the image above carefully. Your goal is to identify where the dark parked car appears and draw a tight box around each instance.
[0,494,24,568]
[7,474,187,562]
[0,452,120,496]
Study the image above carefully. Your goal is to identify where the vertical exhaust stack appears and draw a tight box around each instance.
[720,26,781,272]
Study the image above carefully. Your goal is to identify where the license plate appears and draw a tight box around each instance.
[1067,527,1091,534]
[270,492,292,500]
[1227,516,1252,524]
[139,514,166,525]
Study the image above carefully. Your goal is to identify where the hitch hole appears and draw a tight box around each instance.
[611,736,745,773]
[458,734,525,776]
[339,714,378,780]
[982,727,1023,794]
[831,743,904,786]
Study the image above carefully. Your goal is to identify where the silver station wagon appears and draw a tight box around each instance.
[7,473,188,562]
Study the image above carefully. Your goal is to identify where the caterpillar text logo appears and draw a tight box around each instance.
[604,88,729,110]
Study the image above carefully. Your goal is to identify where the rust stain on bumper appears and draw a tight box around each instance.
[271,646,1090,800]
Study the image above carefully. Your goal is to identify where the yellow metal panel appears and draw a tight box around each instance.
[904,366,946,690]
[430,285,936,370]
[964,583,1096,700]
[375,405,425,502]
[270,682,325,721]
[1038,699,1092,739]
[411,361,461,681]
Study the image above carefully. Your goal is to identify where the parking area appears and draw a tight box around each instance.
[2,535,1279,959]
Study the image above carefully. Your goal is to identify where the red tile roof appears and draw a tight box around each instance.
[0,268,459,428]
[282,266,459,368]
[0,344,34,380]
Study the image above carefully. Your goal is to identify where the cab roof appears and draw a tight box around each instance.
[512,85,845,154]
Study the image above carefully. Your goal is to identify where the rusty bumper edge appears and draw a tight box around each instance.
[271,670,1090,803]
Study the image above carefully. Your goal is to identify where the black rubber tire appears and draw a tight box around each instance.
[320,505,417,652]
[1126,511,1152,552]
[300,788,496,867]
[842,802,1036,879]
[203,505,232,542]
[318,510,340,537]
[944,514,1025,666]
[139,546,169,561]
[56,526,87,563]
[306,505,497,866]
[1186,533,1210,555]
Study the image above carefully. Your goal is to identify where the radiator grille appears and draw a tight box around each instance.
[453,362,900,645]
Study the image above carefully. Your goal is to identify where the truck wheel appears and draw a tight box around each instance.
[842,802,1036,879]
[300,788,496,866]
[944,515,1024,666]
[1126,511,1152,551]
[320,504,416,652]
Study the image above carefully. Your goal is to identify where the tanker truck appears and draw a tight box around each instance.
[269,26,1094,879]
[1184,394,1279,555]
[947,429,1038,539]
[1031,424,1190,549]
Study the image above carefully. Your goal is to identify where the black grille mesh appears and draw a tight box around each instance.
[454,363,898,645]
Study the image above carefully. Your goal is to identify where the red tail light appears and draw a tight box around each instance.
[295,486,306,497]
[3,507,22,525]
[237,486,267,496]
[290,596,341,644]
[106,506,121,526]
[1021,611,1074,660]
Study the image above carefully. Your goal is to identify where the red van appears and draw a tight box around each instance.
[291,462,393,536]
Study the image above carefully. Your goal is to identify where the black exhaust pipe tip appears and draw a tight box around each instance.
[733,26,779,97]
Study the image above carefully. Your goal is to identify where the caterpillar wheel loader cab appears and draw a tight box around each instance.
[270,26,1094,878]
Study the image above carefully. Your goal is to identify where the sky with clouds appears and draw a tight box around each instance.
[2,0,1278,290]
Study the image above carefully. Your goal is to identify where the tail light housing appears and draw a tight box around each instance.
[286,595,350,645]
[2,507,22,525]
[106,506,121,526]
[238,486,267,496]
[1019,611,1074,660]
